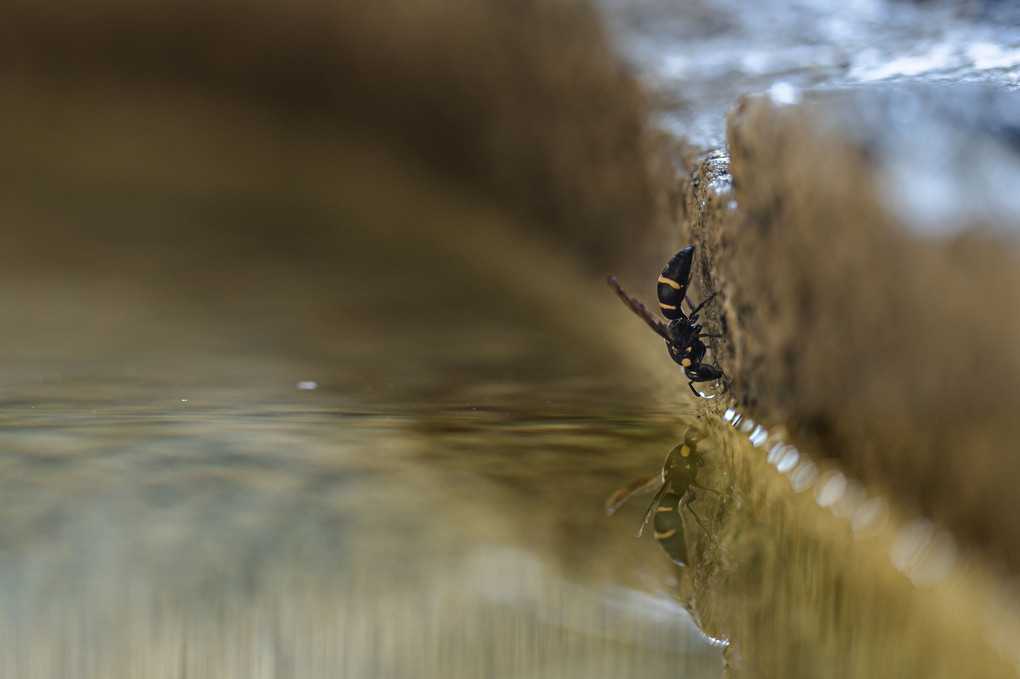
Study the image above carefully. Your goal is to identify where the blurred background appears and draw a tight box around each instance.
[0,0,723,677]
[3,0,1020,676]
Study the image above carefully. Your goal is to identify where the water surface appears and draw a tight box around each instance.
[0,84,724,677]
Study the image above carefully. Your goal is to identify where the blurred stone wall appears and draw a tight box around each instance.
[688,85,1020,570]
[0,0,662,271]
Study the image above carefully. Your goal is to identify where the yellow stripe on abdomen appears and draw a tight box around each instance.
[658,275,682,290]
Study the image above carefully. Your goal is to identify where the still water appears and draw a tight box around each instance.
[0,390,725,677]
[0,88,724,677]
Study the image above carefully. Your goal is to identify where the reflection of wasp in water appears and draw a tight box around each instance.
[605,431,715,566]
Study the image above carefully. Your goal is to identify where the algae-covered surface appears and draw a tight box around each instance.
[657,410,1020,678]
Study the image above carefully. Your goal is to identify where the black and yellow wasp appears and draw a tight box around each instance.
[608,246,725,398]
[605,430,715,567]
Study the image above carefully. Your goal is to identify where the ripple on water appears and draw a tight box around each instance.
[0,377,723,679]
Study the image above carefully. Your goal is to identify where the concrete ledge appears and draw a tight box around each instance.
[688,84,1020,570]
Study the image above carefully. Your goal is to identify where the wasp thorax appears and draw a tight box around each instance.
[663,441,699,481]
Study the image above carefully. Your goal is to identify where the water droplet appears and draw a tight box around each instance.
[831,478,866,520]
[852,497,888,539]
[774,446,800,473]
[814,471,847,507]
[767,442,787,465]
[748,424,768,447]
[890,519,934,574]
[789,460,818,492]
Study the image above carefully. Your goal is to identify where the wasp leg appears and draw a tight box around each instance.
[687,293,717,319]
[689,381,719,399]
[682,499,712,537]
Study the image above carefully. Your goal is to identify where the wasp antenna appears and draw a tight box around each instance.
[604,471,661,516]
[607,276,670,341]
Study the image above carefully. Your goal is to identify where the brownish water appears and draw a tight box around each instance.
[6,0,1020,672]
[0,81,725,678]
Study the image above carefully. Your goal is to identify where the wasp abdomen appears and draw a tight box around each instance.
[656,246,694,320]
[652,491,689,566]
